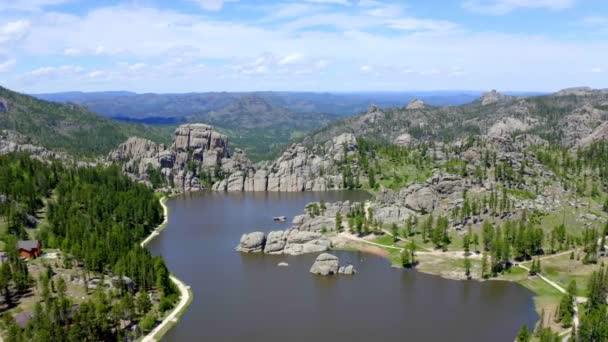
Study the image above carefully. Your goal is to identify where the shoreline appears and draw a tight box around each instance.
[333,230,574,335]
[140,194,193,342]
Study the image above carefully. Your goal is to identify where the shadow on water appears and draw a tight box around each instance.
[148,191,538,342]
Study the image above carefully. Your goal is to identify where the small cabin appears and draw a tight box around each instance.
[17,240,42,259]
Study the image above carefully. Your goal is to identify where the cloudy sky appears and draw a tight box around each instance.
[0,0,607,93]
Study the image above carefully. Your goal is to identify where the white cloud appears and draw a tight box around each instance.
[387,18,458,32]
[63,47,80,56]
[88,70,105,78]
[0,0,72,12]
[191,0,239,11]
[4,3,608,92]
[304,0,351,5]
[463,0,576,15]
[129,63,146,71]
[420,68,441,76]
[0,20,30,45]
[23,65,83,78]
[278,53,304,65]
[590,67,604,73]
[360,65,372,72]
[0,59,16,73]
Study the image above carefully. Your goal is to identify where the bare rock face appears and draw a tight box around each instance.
[403,185,437,213]
[394,133,414,147]
[480,90,512,106]
[236,232,266,253]
[110,124,245,191]
[309,253,339,276]
[577,121,608,147]
[113,126,361,193]
[560,105,605,146]
[0,130,69,161]
[374,170,464,216]
[215,132,360,192]
[487,117,536,138]
[406,99,425,110]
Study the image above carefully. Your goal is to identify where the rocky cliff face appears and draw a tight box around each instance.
[212,133,361,192]
[480,90,514,106]
[0,130,70,161]
[111,124,361,192]
[110,124,245,191]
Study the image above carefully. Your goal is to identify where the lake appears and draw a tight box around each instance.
[148,191,538,342]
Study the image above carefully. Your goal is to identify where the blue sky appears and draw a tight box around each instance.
[0,0,607,93]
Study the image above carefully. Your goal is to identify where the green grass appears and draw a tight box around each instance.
[507,188,537,200]
[540,252,607,297]
[371,234,401,246]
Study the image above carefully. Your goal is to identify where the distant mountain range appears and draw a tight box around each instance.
[33,90,546,120]
[31,89,546,160]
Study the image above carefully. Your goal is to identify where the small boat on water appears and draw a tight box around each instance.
[273,216,287,222]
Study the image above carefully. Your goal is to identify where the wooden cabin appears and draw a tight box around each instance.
[17,240,41,259]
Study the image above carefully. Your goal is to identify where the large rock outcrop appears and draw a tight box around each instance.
[236,232,266,253]
[110,124,247,191]
[577,122,608,147]
[309,253,340,276]
[112,126,362,192]
[560,105,606,146]
[236,229,332,256]
[372,170,465,222]
[406,99,426,110]
[480,90,513,106]
[0,130,69,162]
[213,133,361,192]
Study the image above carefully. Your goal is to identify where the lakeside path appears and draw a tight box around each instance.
[140,196,193,342]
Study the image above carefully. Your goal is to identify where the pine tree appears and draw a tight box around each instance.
[464,255,471,279]
[516,324,531,342]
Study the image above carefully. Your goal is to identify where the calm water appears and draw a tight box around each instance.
[148,191,538,342]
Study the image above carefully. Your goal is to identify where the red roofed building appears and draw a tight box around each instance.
[17,240,41,259]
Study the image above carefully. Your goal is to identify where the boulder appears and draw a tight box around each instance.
[283,230,332,255]
[236,232,266,253]
[309,253,339,276]
[394,133,414,147]
[264,231,287,254]
[339,264,356,275]
[402,185,436,213]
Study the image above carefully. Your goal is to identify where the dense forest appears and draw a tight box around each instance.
[0,153,176,341]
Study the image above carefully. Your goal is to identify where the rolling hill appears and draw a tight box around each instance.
[0,86,172,157]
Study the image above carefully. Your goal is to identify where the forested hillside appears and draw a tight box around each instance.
[0,153,176,341]
[0,87,172,157]
[308,89,608,148]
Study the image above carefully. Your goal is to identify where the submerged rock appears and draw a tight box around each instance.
[236,232,266,253]
[309,253,339,276]
[341,265,356,275]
